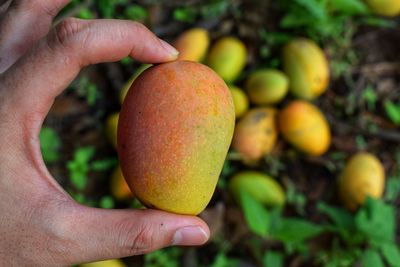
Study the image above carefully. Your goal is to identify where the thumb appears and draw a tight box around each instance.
[60,204,209,265]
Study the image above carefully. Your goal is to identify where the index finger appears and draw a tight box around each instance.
[0,18,178,141]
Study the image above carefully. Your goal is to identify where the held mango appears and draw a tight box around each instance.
[232,108,278,162]
[365,0,400,17]
[111,165,134,200]
[206,37,247,83]
[118,61,235,215]
[174,28,210,62]
[80,259,126,267]
[119,64,152,104]
[283,38,329,100]
[279,101,330,156]
[229,85,249,118]
[105,112,119,149]
[338,152,385,211]
[245,69,289,105]
[229,171,285,207]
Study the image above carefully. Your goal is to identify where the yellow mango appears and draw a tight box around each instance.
[245,69,289,105]
[229,85,249,118]
[110,165,134,200]
[229,171,285,207]
[105,112,119,149]
[119,64,152,104]
[365,0,400,17]
[80,259,126,267]
[232,108,277,162]
[206,37,247,82]
[279,101,330,156]
[174,28,210,62]
[338,152,385,210]
[283,38,329,100]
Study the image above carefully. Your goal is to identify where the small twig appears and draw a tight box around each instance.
[354,62,400,78]
[328,116,400,143]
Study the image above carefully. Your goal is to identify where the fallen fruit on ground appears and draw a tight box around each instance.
[338,152,385,211]
[174,28,210,62]
[365,0,400,17]
[283,38,329,100]
[206,36,247,83]
[105,112,119,149]
[229,171,285,207]
[279,100,330,156]
[110,165,134,200]
[232,107,278,163]
[229,85,249,118]
[118,60,235,215]
[80,259,126,267]
[245,69,289,105]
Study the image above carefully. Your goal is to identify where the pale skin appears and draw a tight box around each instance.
[0,0,209,266]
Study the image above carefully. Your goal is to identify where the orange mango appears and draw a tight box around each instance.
[118,61,235,215]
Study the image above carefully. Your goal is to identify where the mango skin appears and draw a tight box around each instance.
[206,37,247,83]
[105,112,119,149]
[365,0,400,17]
[229,85,249,118]
[229,171,285,207]
[232,108,277,162]
[119,64,152,104]
[279,101,330,156]
[80,259,126,267]
[174,28,210,62]
[118,61,235,215]
[245,69,289,105]
[338,153,385,211]
[110,165,134,200]
[283,38,329,100]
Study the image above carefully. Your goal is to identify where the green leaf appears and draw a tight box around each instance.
[362,86,377,111]
[91,158,117,171]
[200,1,229,18]
[294,0,327,20]
[360,16,396,27]
[70,171,87,190]
[239,190,269,237]
[124,5,148,21]
[263,251,283,267]
[317,203,354,230]
[385,176,400,202]
[75,146,95,164]
[270,217,324,243]
[361,249,384,267]
[77,8,95,19]
[173,7,197,23]
[355,197,396,244]
[328,0,369,15]
[40,127,61,164]
[381,242,400,267]
[99,196,115,209]
[210,252,239,267]
[384,100,400,125]
[86,83,97,106]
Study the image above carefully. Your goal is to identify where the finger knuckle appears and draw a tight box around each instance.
[116,216,155,255]
[47,18,85,52]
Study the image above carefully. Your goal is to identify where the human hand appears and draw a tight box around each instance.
[0,1,209,266]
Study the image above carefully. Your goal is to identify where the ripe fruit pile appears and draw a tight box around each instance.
[104,28,386,215]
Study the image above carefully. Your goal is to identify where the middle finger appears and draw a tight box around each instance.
[0,0,70,73]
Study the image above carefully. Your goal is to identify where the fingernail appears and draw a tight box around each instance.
[172,226,209,246]
[160,39,179,58]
